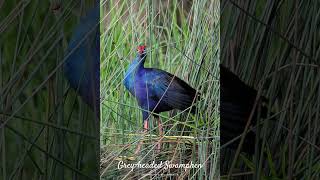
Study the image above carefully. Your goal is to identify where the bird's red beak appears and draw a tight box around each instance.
[137,45,146,54]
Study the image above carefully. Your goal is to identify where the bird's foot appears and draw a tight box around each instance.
[134,143,142,155]
[156,117,163,154]
[134,128,147,155]
[155,139,162,154]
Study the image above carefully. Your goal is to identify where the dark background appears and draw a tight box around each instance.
[0,1,99,179]
[221,0,320,179]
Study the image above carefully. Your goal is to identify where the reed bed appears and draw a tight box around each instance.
[221,0,320,179]
[100,0,220,179]
[0,1,99,179]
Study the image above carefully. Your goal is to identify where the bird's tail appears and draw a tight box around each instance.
[221,97,271,155]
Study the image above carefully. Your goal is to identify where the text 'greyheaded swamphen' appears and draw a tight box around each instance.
[124,45,199,153]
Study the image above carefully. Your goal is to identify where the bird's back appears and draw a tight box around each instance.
[220,65,268,154]
[64,7,100,111]
[141,68,198,113]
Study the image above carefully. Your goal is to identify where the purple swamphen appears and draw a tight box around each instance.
[64,7,100,117]
[123,46,266,155]
[220,65,268,155]
[124,45,199,153]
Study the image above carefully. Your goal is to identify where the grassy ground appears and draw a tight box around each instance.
[100,0,219,179]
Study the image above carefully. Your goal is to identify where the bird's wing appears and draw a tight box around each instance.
[147,69,198,111]
[64,7,99,111]
[220,65,270,154]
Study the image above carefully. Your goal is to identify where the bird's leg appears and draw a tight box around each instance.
[143,120,149,131]
[135,120,148,154]
[156,117,163,153]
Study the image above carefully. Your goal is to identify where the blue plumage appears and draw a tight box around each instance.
[124,46,198,121]
[124,46,198,153]
[64,7,100,115]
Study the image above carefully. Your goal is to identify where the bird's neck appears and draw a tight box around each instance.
[128,55,146,73]
[124,55,146,93]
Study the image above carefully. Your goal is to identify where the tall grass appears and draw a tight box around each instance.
[221,0,320,179]
[100,0,220,179]
[0,1,99,179]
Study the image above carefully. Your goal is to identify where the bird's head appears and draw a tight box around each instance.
[137,45,147,58]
